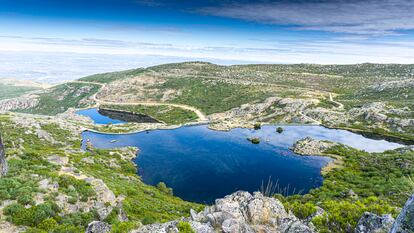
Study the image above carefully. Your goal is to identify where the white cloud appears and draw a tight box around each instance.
[198,0,414,35]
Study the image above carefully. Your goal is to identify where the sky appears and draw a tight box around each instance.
[0,0,414,82]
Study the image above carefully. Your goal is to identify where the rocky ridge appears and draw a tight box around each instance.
[133,191,315,233]
[0,94,39,113]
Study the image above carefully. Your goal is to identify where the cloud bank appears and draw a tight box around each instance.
[199,0,414,35]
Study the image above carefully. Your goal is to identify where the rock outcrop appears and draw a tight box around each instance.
[355,212,394,233]
[0,134,8,176]
[291,137,338,156]
[133,191,314,233]
[85,221,111,233]
[390,192,414,233]
[0,94,39,112]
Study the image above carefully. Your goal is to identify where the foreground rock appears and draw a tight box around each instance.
[391,192,414,233]
[0,134,8,176]
[355,212,394,233]
[133,191,314,233]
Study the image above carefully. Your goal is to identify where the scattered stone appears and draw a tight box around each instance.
[47,155,69,166]
[355,212,394,233]
[85,221,111,233]
[347,189,359,199]
[81,157,95,164]
[35,129,57,144]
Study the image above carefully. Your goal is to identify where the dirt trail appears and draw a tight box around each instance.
[329,93,344,109]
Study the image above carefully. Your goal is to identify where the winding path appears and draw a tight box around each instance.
[69,81,208,122]
[70,80,346,125]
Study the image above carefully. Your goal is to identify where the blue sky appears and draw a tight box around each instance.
[0,0,414,65]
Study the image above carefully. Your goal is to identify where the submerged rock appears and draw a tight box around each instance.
[355,212,394,233]
[0,134,8,176]
[133,191,314,233]
[247,137,260,144]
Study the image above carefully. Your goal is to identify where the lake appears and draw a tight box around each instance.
[81,122,403,204]
[77,108,126,125]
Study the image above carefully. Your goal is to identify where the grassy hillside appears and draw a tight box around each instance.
[18,82,100,115]
[79,68,144,84]
[0,115,202,232]
[281,145,414,232]
[154,77,272,114]
[0,83,40,100]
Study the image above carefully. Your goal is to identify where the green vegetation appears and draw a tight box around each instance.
[155,77,270,114]
[1,62,414,232]
[279,145,414,232]
[4,202,60,227]
[18,82,100,115]
[79,68,144,83]
[253,123,261,130]
[58,175,95,202]
[177,221,195,233]
[156,182,173,196]
[0,83,40,100]
[101,104,198,125]
[0,114,203,232]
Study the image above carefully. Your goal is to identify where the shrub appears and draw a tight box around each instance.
[58,175,95,202]
[289,201,317,219]
[156,182,173,196]
[38,218,58,231]
[111,221,138,233]
[177,221,195,233]
[4,202,60,227]
[60,211,99,227]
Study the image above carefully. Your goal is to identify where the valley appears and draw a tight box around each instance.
[0,62,413,232]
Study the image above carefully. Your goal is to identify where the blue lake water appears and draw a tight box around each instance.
[81,124,403,204]
[76,108,125,125]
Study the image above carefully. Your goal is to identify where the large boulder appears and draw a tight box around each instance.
[134,191,313,233]
[354,212,394,233]
[85,221,111,233]
[390,192,414,233]
[0,134,8,176]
